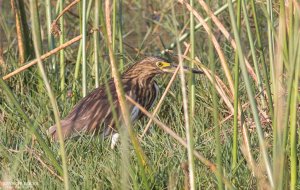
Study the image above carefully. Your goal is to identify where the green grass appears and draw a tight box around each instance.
[1,0,300,189]
[0,70,269,189]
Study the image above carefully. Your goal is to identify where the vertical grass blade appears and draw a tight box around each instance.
[250,0,274,117]
[241,0,266,108]
[208,10,223,190]
[11,0,25,63]
[103,1,151,189]
[29,0,43,92]
[29,0,42,53]
[231,0,241,171]
[15,0,33,60]
[266,0,275,87]
[189,0,195,118]
[171,3,195,189]
[289,47,299,190]
[82,0,87,96]
[289,5,300,189]
[112,0,117,51]
[188,0,196,189]
[59,0,65,99]
[45,0,56,71]
[227,0,274,187]
[118,0,124,70]
[94,0,100,88]
[273,1,288,188]
[30,0,69,188]
[72,0,92,101]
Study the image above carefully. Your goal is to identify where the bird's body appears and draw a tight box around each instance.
[48,56,202,147]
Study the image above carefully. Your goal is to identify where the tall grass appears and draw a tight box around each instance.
[30,0,69,189]
[0,0,299,189]
[188,0,196,189]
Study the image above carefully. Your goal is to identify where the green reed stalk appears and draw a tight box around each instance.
[118,0,124,70]
[266,0,275,87]
[59,0,65,99]
[289,5,299,189]
[72,0,92,100]
[29,0,43,91]
[277,2,299,188]
[29,0,42,53]
[72,40,82,102]
[13,0,33,61]
[30,1,69,188]
[104,1,152,189]
[72,0,83,102]
[112,0,117,51]
[189,0,195,118]
[273,1,289,188]
[94,0,100,88]
[98,4,126,187]
[98,0,120,147]
[231,0,241,172]
[289,49,299,190]
[250,0,274,118]
[172,3,195,189]
[82,0,87,96]
[241,0,266,108]
[187,0,196,188]
[227,0,274,187]
[45,0,56,72]
[208,11,223,190]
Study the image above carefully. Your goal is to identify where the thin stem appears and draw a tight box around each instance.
[82,0,87,96]
[3,34,85,81]
[250,0,274,117]
[189,0,196,188]
[289,46,299,190]
[94,0,100,88]
[232,0,241,171]
[112,0,116,51]
[59,0,65,100]
[126,95,235,190]
[45,0,56,71]
[172,4,195,189]
[227,0,274,187]
[104,1,151,189]
[30,0,69,188]
[208,7,223,189]
[118,0,124,70]
[241,0,266,108]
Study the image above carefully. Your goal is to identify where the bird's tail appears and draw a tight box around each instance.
[47,120,74,141]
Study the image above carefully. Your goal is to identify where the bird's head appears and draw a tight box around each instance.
[123,56,203,80]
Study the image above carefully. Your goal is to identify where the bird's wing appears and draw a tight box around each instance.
[126,81,158,122]
[49,80,129,140]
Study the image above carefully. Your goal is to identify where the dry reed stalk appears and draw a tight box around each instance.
[51,0,81,37]
[126,95,234,189]
[3,29,97,80]
[10,0,25,63]
[141,44,191,137]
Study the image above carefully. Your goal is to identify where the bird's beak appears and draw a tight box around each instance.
[162,64,204,74]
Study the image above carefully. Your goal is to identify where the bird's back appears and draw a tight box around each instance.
[48,78,158,140]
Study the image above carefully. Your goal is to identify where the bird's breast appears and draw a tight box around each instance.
[129,82,159,121]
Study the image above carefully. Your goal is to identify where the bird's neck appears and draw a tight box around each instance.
[123,75,156,88]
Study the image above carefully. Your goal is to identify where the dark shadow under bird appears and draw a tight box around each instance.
[48,56,203,148]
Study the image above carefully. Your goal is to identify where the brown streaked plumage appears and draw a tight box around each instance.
[48,56,203,147]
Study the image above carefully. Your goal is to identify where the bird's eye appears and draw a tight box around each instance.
[157,62,163,67]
